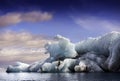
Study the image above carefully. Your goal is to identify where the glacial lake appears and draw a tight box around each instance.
[0,73,120,81]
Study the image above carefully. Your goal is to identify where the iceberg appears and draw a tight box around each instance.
[6,31,120,72]
[6,62,29,73]
[44,35,78,61]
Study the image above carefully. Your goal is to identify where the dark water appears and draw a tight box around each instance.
[0,73,120,81]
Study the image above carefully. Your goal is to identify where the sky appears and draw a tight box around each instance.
[0,0,120,71]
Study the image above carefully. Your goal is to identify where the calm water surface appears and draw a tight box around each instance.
[0,73,120,81]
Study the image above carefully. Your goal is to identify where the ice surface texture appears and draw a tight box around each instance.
[6,31,120,72]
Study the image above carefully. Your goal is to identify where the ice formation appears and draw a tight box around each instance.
[6,31,120,72]
[58,59,76,72]
[75,53,105,72]
[6,62,29,73]
[44,35,78,61]
[75,31,120,71]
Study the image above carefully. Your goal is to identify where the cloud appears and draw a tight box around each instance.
[0,30,54,67]
[73,16,120,32]
[0,11,52,27]
[0,30,53,47]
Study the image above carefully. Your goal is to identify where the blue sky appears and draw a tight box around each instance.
[0,0,120,42]
[2,14,86,42]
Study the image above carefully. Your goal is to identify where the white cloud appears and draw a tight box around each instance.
[0,47,46,56]
[0,30,52,47]
[0,30,54,65]
[0,11,52,27]
[74,16,120,32]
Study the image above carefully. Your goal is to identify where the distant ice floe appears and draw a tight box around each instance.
[6,31,120,72]
[6,62,29,72]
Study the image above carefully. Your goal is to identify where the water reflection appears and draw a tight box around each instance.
[0,73,120,81]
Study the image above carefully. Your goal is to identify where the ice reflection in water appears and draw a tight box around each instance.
[0,73,120,81]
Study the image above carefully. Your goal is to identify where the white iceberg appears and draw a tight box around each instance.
[44,35,78,62]
[6,32,120,72]
[6,62,29,73]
